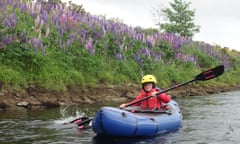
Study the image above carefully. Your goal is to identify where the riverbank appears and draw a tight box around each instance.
[0,83,239,111]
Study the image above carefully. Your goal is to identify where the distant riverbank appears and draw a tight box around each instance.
[0,83,239,111]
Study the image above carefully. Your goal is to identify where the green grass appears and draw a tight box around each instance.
[0,0,239,92]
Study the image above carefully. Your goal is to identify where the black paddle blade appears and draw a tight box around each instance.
[195,65,224,81]
[69,117,89,124]
[77,118,93,129]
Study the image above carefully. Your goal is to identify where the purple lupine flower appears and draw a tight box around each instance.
[52,15,58,26]
[154,52,162,61]
[98,26,105,38]
[12,2,17,10]
[175,52,197,65]
[0,0,230,68]
[0,1,3,8]
[60,13,67,23]
[78,37,84,44]
[12,32,17,42]
[40,10,48,23]
[20,30,26,41]
[142,48,151,57]
[146,39,153,48]
[79,29,88,39]
[136,52,142,64]
[20,3,28,13]
[2,36,9,44]
[85,38,94,55]
[3,18,11,27]
[35,15,40,27]
[5,0,10,5]
[9,13,17,27]
[136,48,152,63]
[176,52,182,59]
[66,16,77,31]
[67,33,76,45]
[136,33,145,41]
[45,3,53,13]
[115,53,122,60]
[31,38,39,51]
[2,13,17,28]
[30,9,37,18]
[34,1,41,12]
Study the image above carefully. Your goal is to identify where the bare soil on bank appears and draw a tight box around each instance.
[0,83,239,111]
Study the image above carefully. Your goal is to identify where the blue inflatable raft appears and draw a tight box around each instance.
[91,100,182,137]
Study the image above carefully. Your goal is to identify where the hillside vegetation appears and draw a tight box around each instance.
[0,0,240,93]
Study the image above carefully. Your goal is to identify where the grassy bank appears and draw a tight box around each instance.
[0,0,240,93]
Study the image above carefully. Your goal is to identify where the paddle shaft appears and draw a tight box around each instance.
[125,79,195,107]
[125,65,224,107]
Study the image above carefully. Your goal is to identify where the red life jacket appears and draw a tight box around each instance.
[129,88,171,110]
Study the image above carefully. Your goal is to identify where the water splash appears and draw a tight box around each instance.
[54,105,87,125]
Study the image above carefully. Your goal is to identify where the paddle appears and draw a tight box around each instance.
[69,117,89,124]
[70,65,224,128]
[64,116,93,129]
[76,117,93,129]
[125,65,224,107]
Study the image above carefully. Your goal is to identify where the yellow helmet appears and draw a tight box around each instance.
[141,75,157,84]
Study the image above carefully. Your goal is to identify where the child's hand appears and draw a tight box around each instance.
[151,91,159,96]
[119,103,126,109]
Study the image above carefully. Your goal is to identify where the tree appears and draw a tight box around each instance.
[155,0,200,37]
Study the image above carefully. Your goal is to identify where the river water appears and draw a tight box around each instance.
[0,90,240,144]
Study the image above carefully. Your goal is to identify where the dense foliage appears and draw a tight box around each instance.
[160,0,200,37]
[0,0,239,91]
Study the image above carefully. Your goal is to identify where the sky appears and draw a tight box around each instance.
[62,0,240,51]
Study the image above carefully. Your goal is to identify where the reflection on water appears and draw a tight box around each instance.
[0,90,240,144]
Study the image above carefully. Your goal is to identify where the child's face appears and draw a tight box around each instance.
[143,82,153,91]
